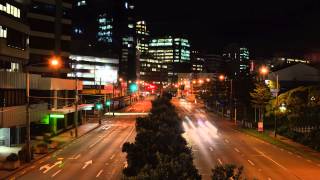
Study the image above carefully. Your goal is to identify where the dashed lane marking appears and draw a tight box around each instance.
[209,147,214,152]
[110,154,115,160]
[217,158,223,165]
[96,170,103,178]
[234,148,240,153]
[51,169,62,178]
[247,160,255,166]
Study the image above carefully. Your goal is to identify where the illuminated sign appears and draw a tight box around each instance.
[49,114,65,119]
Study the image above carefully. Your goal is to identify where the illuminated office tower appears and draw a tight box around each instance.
[223,44,250,78]
[149,37,191,82]
[136,21,149,55]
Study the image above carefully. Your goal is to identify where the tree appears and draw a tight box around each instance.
[211,164,244,180]
[250,82,272,121]
[123,97,201,179]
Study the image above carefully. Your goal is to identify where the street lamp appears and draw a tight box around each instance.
[259,66,269,80]
[219,75,225,81]
[25,56,61,162]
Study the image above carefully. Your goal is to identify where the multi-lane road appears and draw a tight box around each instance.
[173,98,320,180]
[11,99,151,180]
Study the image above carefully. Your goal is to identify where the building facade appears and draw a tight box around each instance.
[0,0,29,72]
[72,0,137,82]
[223,44,250,78]
[149,37,191,82]
[136,20,149,55]
[27,0,73,76]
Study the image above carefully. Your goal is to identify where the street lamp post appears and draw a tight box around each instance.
[25,72,31,162]
[24,56,62,162]
[274,74,279,138]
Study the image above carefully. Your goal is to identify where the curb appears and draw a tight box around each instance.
[3,124,100,180]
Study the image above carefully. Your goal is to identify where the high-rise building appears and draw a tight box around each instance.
[223,44,250,78]
[27,0,73,76]
[0,0,29,72]
[72,0,137,82]
[149,36,191,82]
[139,57,167,84]
[191,50,205,73]
[136,20,149,55]
[114,0,137,82]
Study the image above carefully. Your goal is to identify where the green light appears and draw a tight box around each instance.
[129,83,138,92]
[41,115,50,124]
[96,103,103,110]
[106,100,111,107]
[49,114,65,119]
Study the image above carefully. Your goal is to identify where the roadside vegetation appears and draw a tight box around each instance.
[122,95,201,179]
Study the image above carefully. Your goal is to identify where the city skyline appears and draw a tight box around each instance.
[136,0,320,58]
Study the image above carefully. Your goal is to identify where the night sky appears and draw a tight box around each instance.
[136,0,320,58]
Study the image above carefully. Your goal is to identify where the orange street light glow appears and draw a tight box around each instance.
[219,75,225,81]
[259,66,269,75]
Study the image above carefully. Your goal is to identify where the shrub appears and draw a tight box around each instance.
[6,153,19,162]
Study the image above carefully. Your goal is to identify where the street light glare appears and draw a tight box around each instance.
[49,56,61,68]
[219,75,225,81]
[259,66,269,75]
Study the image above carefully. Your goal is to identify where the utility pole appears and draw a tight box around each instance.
[99,78,102,125]
[274,74,279,137]
[112,81,115,116]
[74,73,79,137]
[25,72,31,162]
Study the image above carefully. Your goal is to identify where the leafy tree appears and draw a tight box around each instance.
[211,164,244,180]
[250,82,272,121]
[123,97,201,179]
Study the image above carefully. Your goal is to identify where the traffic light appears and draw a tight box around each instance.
[95,103,103,110]
[105,100,111,107]
[129,83,138,93]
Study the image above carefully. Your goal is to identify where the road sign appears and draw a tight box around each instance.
[258,122,264,132]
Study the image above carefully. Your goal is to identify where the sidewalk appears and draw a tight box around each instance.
[269,131,320,160]
[0,122,99,179]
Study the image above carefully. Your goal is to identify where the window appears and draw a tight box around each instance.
[0,26,7,38]
[76,0,86,6]
[0,3,20,18]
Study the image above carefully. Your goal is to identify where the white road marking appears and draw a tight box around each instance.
[307,159,312,163]
[297,155,302,158]
[51,169,62,177]
[288,151,293,155]
[105,163,109,166]
[40,161,62,174]
[82,160,93,170]
[209,147,214,152]
[234,148,240,153]
[96,170,103,178]
[254,148,288,171]
[120,126,135,148]
[247,160,255,166]
[69,154,81,160]
[110,154,115,160]
[225,139,229,143]
[217,158,223,165]
[280,148,284,151]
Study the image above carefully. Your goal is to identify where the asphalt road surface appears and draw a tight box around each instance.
[12,99,152,180]
[173,98,320,180]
